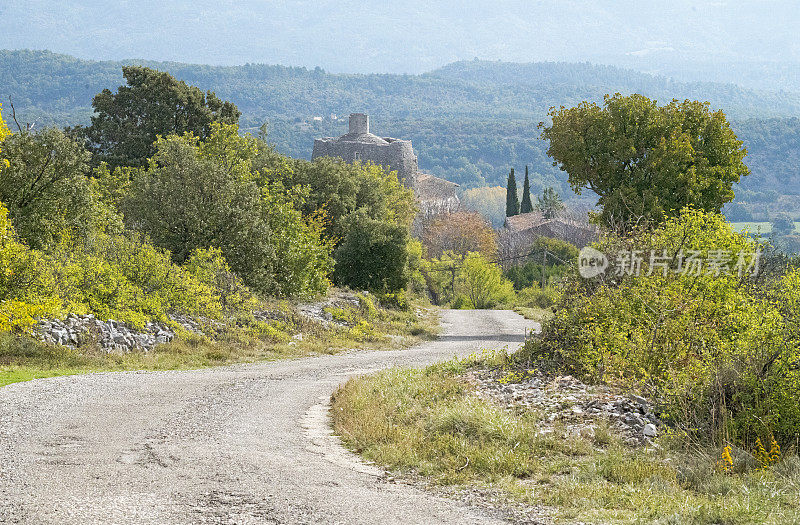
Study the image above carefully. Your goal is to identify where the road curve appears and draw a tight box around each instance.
[0,309,538,524]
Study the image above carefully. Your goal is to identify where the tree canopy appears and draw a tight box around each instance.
[80,66,241,168]
[542,93,749,230]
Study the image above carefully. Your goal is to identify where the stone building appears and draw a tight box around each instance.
[312,113,459,216]
[500,210,599,264]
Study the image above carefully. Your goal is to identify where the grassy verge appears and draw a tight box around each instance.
[513,306,553,323]
[1,295,439,388]
[331,359,800,524]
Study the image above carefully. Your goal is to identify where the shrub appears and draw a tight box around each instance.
[456,252,515,309]
[0,202,61,332]
[515,284,559,309]
[48,232,225,328]
[519,209,800,448]
[124,124,332,296]
[334,211,409,293]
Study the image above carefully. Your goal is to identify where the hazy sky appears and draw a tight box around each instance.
[2,0,799,73]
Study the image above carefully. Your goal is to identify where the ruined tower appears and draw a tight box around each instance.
[312,113,459,216]
[312,113,420,186]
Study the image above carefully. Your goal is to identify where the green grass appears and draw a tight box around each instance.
[732,222,774,235]
[730,221,800,236]
[332,361,800,524]
[513,306,553,323]
[0,297,439,388]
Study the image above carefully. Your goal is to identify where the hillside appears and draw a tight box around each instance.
[2,50,800,202]
[3,0,800,78]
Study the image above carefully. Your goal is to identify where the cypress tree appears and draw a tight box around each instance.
[520,165,533,214]
[506,168,520,217]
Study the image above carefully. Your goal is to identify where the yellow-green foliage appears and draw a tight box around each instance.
[183,247,258,312]
[523,209,800,447]
[0,196,255,331]
[47,233,239,328]
[455,252,515,309]
[0,202,61,331]
[424,251,515,308]
[0,103,9,167]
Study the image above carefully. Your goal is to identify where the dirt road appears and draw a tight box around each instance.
[0,309,537,524]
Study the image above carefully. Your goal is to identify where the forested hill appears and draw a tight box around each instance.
[2,49,799,199]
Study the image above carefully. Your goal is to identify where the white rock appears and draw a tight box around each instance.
[643,423,658,437]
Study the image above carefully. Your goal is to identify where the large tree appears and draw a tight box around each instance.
[124,124,331,296]
[505,168,519,217]
[0,127,115,249]
[541,93,749,231]
[80,66,240,168]
[420,211,497,259]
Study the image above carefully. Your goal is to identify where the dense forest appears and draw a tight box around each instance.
[2,50,799,213]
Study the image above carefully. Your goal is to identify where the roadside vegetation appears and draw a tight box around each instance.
[334,94,800,523]
[332,357,800,524]
[0,70,429,387]
[1,292,438,387]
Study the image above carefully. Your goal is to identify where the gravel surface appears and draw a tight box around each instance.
[0,309,538,525]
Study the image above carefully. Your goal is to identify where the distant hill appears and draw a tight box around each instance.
[1,50,799,206]
[3,0,800,80]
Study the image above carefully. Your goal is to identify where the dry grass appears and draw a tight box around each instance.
[332,361,800,524]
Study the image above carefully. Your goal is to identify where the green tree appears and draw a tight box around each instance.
[771,213,795,236]
[456,252,515,309]
[541,93,749,231]
[505,168,519,217]
[255,151,415,244]
[333,211,409,293]
[520,165,534,214]
[0,127,118,249]
[536,187,565,219]
[124,124,331,296]
[80,66,240,168]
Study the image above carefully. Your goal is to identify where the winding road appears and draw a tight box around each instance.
[0,309,538,524]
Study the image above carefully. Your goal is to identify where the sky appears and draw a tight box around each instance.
[1,0,799,74]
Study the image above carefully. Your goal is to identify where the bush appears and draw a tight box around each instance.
[456,252,515,309]
[124,124,332,296]
[518,209,800,448]
[514,285,559,309]
[0,203,61,331]
[48,232,226,328]
[334,211,410,293]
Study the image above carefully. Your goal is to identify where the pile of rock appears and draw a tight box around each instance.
[466,371,660,445]
[34,314,177,354]
[297,290,364,327]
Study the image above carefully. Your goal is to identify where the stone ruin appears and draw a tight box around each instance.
[312,113,459,217]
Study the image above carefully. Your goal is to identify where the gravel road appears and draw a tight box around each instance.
[0,309,538,524]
